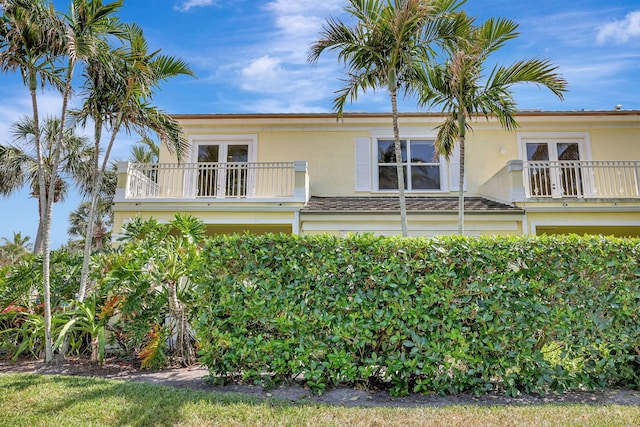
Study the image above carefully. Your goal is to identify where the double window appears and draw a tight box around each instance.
[376,139,441,191]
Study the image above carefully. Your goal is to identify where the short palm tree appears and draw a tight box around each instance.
[309,0,467,236]
[130,136,159,164]
[419,17,567,234]
[67,198,112,252]
[0,116,94,252]
[0,231,32,266]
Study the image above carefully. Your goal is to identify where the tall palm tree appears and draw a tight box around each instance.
[0,116,94,251]
[419,17,567,234]
[1,0,65,363]
[73,23,193,301]
[309,0,467,236]
[1,0,122,363]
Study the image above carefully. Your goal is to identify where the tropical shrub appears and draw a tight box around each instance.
[0,250,86,360]
[195,233,640,396]
[95,214,205,368]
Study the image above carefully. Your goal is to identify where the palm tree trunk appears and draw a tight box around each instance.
[48,63,77,362]
[457,135,465,235]
[33,207,44,255]
[28,75,53,363]
[79,105,128,301]
[390,89,409,237]
[78,121,103,302]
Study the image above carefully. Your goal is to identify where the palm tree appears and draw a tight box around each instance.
[0,116,94,251]
[73,23,193,301]
[130,136,159,163]
[1,0,122,363]
[0,231,32,266]
[67,198,112,252]
[1,0,65,363]
[309,0,467,236]
[0,1,64,215]
[67,137,157,252]
[419,17,567,234]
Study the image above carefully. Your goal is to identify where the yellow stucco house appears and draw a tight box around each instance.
[112,110,640,238]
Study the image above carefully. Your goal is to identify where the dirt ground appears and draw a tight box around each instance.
[1,358,638,408]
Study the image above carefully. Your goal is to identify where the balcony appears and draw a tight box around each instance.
[116,161,309,203]
[524,161,639,198]
[481,160,640,203]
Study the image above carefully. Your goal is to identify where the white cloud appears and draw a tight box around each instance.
[264,0,344,16]
[174,0,216,12]
[227,1,347,112]
[240,55,283,91]
[597,10,640,44]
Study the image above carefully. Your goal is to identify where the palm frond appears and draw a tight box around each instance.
[434,115,459,159]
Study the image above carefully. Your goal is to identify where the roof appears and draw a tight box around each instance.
[171,110,640,121]
[301,197,523,215]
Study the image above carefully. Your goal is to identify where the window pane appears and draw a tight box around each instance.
[378,139,407,163]
[526,143,549,161]
[378,165,407,190]
[198,145,219,162]
[557,143,579,161]
[411,166,440,190]
[227,145,249,162]
[410,140,436,163]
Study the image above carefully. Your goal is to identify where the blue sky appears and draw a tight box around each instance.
[1,0,639,248]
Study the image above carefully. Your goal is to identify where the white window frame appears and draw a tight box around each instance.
[371,136,450,193]
[189,134,258,163]
[517,132,593,198]
[188,134,258,198]
[517,132,592,163]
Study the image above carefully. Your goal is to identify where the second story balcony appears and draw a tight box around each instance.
[481,160,640,203]
[524,160,639,198]
[116,161,309,203]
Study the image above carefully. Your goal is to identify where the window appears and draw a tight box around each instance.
[377,139,441,190]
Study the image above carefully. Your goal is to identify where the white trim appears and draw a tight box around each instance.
[371,136,448,193]
[368,128,438,139]
[518,132,593,199]
[292,211,300,235]
[189,134,258,163]
[516,132,592,161]
[188,134,258,199]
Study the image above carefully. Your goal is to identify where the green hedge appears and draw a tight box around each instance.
[194,234,640,396]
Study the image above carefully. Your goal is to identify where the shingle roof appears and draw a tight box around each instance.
[301,196,523,214]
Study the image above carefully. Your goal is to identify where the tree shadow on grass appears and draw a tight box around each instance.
[0,374,294,426]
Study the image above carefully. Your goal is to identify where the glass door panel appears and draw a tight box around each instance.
[196,143,250,198]
[557,143,582,196]
[526,142,552,196]
[197,145,219,197]
[526,141,583,197]
[225,145,249,197]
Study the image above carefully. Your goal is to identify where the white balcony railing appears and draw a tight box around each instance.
[523,160,640,198]
[125,161,308,200]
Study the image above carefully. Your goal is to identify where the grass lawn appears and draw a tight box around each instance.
[0,374,638,427]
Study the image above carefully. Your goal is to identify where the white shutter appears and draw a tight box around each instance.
[449,143,462,191]
[355,137,372,192]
